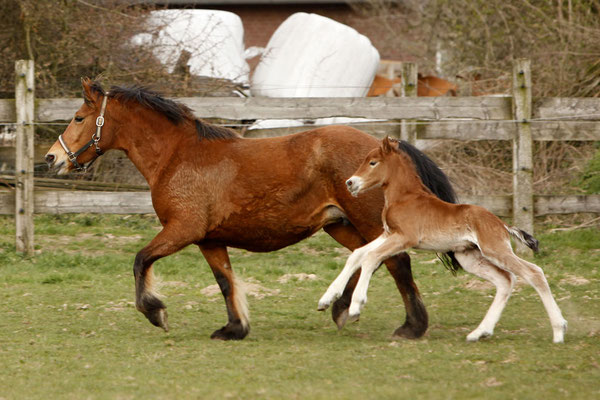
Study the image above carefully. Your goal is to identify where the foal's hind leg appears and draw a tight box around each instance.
[199,244,249,340]
[134,225,191,331]
[480,243,567,343]
[454,250,515,342]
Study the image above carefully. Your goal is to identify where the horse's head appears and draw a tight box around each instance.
[45,78,113,174]
[346,136,397,197]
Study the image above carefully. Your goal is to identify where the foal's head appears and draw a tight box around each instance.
[346,137,399,196]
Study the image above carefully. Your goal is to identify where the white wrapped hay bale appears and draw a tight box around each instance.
[251,13,380,97]
[133,10,249,85]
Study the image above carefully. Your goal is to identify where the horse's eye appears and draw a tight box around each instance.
[369,161,378,166]
[74,116,84,123]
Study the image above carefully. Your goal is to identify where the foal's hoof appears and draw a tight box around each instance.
[146,308,169,332]
[210,322,249,341]
[466,330,492,342]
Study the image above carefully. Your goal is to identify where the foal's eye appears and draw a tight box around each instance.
[74,116,84,123]
[369,161,378,166]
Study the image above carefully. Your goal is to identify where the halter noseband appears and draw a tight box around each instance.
[58,93,109,172]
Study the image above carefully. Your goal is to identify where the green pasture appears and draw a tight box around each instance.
[0,214,598,399]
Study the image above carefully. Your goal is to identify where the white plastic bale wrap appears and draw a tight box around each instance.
[133,10,249,85]
[251,13,380,98]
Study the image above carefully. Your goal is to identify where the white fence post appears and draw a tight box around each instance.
[15,60,35,255]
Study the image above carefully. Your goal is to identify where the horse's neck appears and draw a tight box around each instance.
[114,117,196,188]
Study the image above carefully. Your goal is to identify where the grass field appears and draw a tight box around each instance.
[0,214,598,399]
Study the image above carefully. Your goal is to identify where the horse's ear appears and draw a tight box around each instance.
[81,77,98,106]
[381,136,394,154]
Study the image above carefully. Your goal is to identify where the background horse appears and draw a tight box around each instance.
[318,137,567,343]
[45,78,457,340]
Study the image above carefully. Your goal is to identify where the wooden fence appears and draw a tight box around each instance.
[1,59,600,254]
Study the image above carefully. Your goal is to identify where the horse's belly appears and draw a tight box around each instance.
[204,204,346,252]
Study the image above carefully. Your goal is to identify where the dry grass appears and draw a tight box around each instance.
[426,140,597,196]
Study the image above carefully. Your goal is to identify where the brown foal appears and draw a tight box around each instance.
[318,137,567,343]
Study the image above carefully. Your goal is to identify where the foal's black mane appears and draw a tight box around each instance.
[396,140,457,204]
[395,139,462,273]
[86,81,238,141]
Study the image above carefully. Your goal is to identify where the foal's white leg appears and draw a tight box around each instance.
[454,250,515,342]
[318,236,387,311]
[481,243,567,343]
[520,258,568,343]
[348,234,410,319]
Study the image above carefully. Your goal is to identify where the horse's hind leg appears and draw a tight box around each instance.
[199,244,249,340]
[454,249,515,342]
[385,253,428,339]
[134,225,191,331]
[480,243,567,343]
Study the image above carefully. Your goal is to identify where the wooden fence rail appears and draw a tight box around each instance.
[1,59,599,254]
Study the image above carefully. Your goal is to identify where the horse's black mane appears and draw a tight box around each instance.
[86,81,238,141]
[396,139,461,273]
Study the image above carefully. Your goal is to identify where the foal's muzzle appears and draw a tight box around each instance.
[346,177,361,197]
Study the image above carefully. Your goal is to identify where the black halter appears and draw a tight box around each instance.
[58,93,108,172]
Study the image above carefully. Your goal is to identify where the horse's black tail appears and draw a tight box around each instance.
[396,140,462,274]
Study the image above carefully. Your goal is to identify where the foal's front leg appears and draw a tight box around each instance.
[134,224,192,331]
[318,235,387,311]
[349,233,413,320]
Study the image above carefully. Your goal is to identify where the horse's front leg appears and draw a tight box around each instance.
[199,244,249,340]
[134,224,192,331]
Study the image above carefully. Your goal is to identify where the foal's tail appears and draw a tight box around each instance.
[506,226,539,253]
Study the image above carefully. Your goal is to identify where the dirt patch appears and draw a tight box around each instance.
[560,274,591,286]
[277,273,318,284]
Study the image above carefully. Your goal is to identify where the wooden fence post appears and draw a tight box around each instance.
[15,60,35,255]
[512,59,534,252]
[400,62,417,145]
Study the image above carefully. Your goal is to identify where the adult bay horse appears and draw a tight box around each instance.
[45,78,457,340]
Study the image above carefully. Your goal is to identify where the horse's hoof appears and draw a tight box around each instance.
[392,323,425,340]
[210,322,249,341]
[146,308,169,332]
[333,309,349,330]
[331,297,350,329]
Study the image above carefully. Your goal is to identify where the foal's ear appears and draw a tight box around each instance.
[381,136,395,154]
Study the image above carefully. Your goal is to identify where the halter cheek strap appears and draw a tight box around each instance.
[58,93,109,172]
